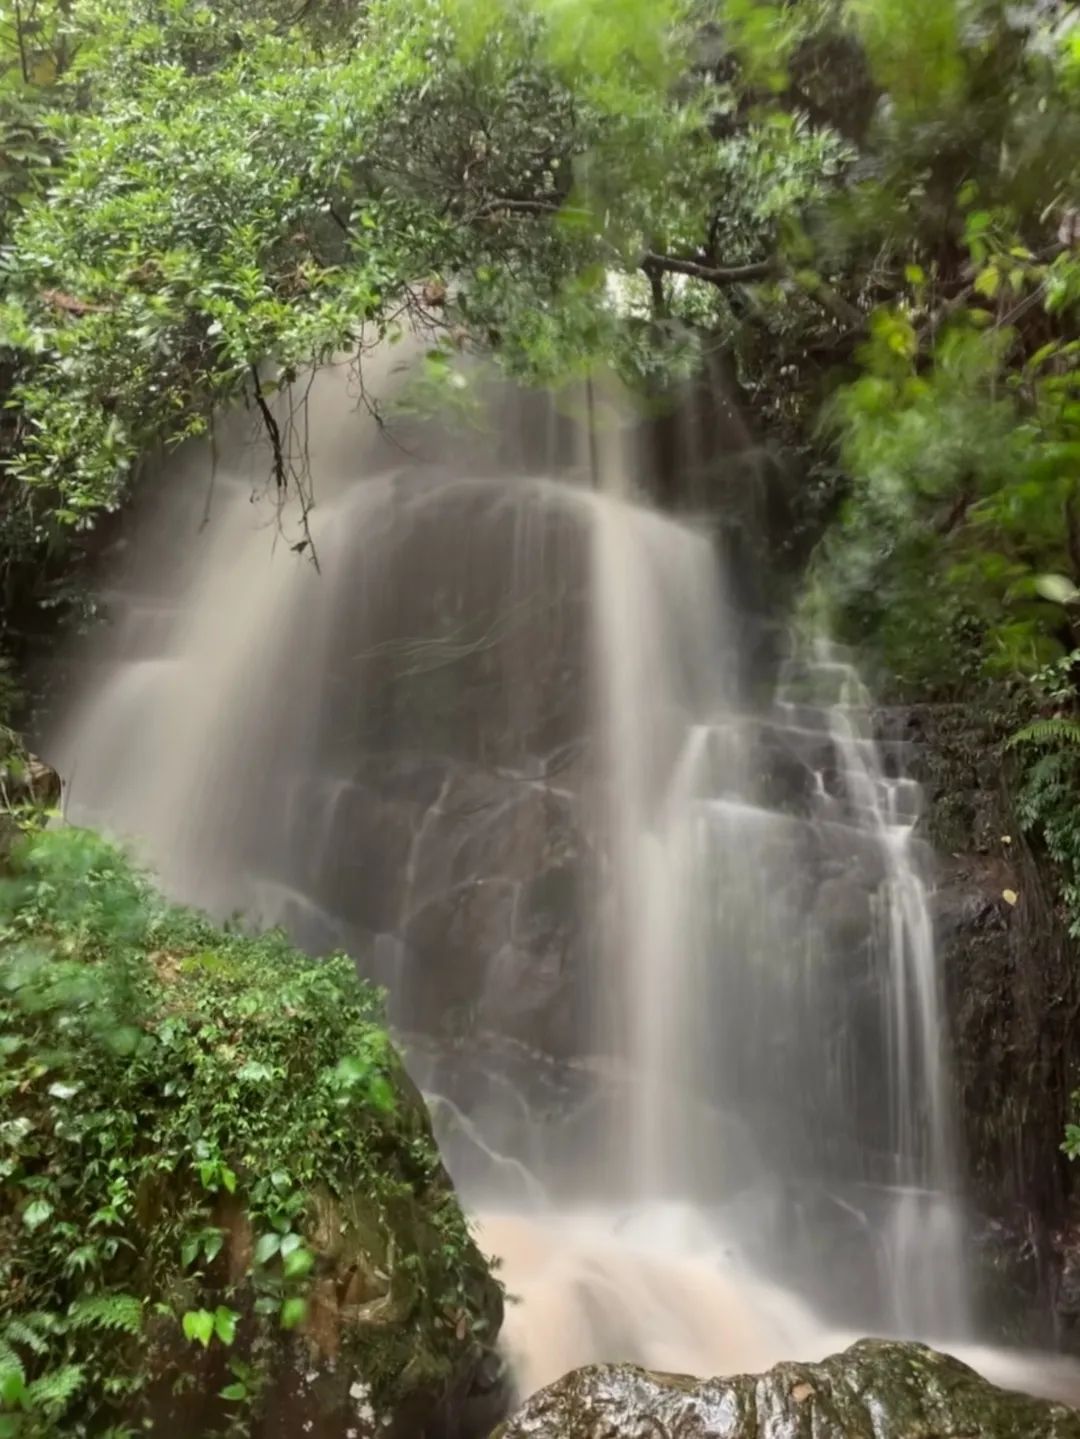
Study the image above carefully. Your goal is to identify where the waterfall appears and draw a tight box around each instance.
[38,350,1080,1406]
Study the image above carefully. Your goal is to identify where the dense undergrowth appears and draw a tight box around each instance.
[0,824,497,1437]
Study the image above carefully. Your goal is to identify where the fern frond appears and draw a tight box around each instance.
[26,1363,84,1415]
[66,1294,142,1336]
[3,1317,49,1355]
[0,1337,26,1385]
[1007,716,1080,749]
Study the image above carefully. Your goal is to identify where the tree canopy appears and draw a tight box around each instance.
[0,0,1078,695]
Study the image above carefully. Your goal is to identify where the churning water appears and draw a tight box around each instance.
[41,346,1080,1407]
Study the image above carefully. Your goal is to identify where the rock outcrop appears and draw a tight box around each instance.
[886,701,1080,1345]
[492,1338,1080,1438]
[0,825,504,1439]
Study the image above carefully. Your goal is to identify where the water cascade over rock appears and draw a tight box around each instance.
[41,347,1080,1414]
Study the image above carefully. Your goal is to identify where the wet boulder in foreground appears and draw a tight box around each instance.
[492,1338,1080,1438]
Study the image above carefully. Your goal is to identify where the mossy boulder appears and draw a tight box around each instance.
[493,1338,1080,1438]
[0,827,503,1438]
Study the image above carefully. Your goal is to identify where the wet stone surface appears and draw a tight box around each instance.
[493,1338,1080,1439]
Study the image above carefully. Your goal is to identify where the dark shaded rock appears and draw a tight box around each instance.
[277,753,594,1058]
[811,874,873,956]
[493,1338,1080,1438]
[890,700,1080,1347]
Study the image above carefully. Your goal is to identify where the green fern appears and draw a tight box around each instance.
[26,1363,85,1415]
[0,1337,26,1386]
[3,1323,47,1360]
[1006,716,1080,749]
[66,1295,142,1336]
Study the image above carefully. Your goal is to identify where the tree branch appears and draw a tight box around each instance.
[249,365,286,490]
[642,251,777,285]
[643,250,868,335]
[796,275,865,331]
[472,197,564,219]
[14,0,30,84]
[643,257,667,317]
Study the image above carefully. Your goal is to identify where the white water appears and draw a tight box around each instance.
[40,351,1080,1409]
[477,1211,1080,1406]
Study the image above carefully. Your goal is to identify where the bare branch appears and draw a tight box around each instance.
[642,251,776,285]
[248,364,287,490]
[14,0,30,85]
[474,197,563,217]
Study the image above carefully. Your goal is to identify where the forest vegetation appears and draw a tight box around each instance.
[0,823,502,1437]
[0,0,1077,690]
[2,0,1080,1433]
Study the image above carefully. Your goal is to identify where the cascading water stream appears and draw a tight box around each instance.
[38,351,1080,1408]
[814,651,968,1339]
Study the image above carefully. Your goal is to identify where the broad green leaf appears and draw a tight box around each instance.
[22,1199,53,1231]
[254,1232,281,1265]
[182,1309,215,1348]
[213,1307,238,1346]
[284,1246,315,1279]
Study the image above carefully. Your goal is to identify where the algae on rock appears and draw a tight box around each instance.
[0,826,502,1438]
[494,1338,1080,1439]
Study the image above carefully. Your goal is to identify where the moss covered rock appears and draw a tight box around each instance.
[493,1338,1080,1438]
[0,827,503,1438]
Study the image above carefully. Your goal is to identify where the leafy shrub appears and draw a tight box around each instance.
[0,827,485,1437]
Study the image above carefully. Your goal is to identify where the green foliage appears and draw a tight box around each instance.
[0,0,864,649]
[0,0,1075,693]
[793,2,1080,692]
[1007,716,1080,750]
[0,825,485,1436]
[1015,743,1080,938]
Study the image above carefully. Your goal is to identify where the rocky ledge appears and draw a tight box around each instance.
[493,1338,1080,1438]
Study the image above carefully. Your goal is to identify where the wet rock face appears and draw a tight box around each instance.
[492,1339,1080,1439]
[275,753,595,1059]
[890,702,1080,1345]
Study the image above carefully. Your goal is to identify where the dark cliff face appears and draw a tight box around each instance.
[886,701,1080,1346]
